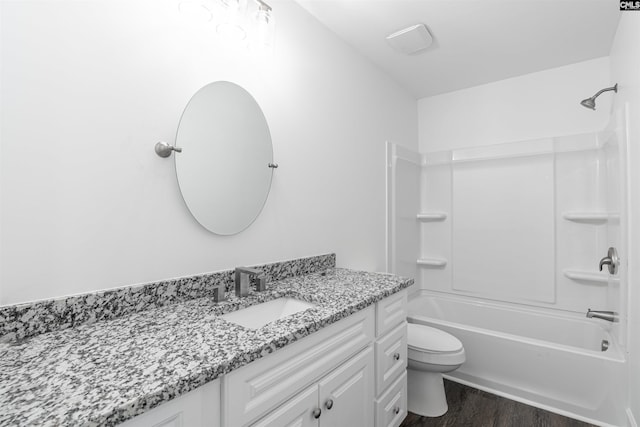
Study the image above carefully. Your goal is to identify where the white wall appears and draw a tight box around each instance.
[609,12,640,427]
[418,57,611,152]
[0,0,418,305]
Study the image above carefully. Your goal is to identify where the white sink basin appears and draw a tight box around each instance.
[220,297,317,330]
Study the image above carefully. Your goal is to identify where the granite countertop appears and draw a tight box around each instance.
[0,268,412,426]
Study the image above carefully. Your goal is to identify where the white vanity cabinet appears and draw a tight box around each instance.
[374,289,408,427]
[118,290,408,427]
[224,290,408,427]
[222,306,375,427]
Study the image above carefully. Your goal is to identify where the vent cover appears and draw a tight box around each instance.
[386,24,433,55]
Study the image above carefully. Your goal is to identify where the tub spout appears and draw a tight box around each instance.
[586,309,618,322]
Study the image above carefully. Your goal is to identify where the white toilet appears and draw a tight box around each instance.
[407,323,466,417]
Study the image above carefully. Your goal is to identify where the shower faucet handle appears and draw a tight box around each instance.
[599,247,619,275]
[599,257,612,271]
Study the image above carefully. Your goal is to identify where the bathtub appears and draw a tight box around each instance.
[408,293,627,427]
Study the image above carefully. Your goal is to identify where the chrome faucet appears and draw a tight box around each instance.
[586,309,618,322]
[234,267,267,297]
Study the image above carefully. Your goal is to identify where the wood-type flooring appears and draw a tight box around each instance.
[400,380,598,427]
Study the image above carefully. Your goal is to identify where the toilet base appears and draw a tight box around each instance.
[407,368,448,417]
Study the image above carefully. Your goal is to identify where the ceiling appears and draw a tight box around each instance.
[293,0,621,99]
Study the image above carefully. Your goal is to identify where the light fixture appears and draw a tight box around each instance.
[178,0,213,22]
[216,0,248,42]
[386,24,433,55]
[179,0,275,52]
[249,0,275,53]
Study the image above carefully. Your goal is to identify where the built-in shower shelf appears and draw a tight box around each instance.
[563,269,619,284]
[562,212,620,224]
[417,212,447,222]
[417,257,447,267]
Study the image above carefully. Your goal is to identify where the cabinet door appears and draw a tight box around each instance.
[251,385,319,427]
[318,346,374,427]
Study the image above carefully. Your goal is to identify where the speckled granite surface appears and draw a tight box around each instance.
[0,254,335,343]
[0,267,412,427]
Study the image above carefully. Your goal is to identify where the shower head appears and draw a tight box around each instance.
[580,97,596,110]
[580,84,618,110]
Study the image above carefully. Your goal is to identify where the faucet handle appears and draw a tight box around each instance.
[255,275,267,292]
[212,284,226,302]
[599,247,619,275]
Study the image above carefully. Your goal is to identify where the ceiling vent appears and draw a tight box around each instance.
[386,24,433,55]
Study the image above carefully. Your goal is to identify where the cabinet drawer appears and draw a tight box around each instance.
[118,379,220,427]
[223,306,375,427]
[376,290,407,337]
[375,371,407,427]
[375,321,407,396]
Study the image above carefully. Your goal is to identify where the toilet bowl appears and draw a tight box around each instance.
[407,323,465,417]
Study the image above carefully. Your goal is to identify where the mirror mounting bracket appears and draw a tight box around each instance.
[155,141,183,158]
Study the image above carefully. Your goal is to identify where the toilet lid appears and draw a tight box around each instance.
[408,323,463,353]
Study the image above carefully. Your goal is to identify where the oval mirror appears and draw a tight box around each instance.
[175,81,274,235]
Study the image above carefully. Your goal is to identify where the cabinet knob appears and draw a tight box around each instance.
[394,406,400,415]
[393,352,400,361]
[312,408,322,419]
[325,399,334,410]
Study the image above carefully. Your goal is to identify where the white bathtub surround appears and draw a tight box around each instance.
[408,293,626,426]
[410,130,625,315]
